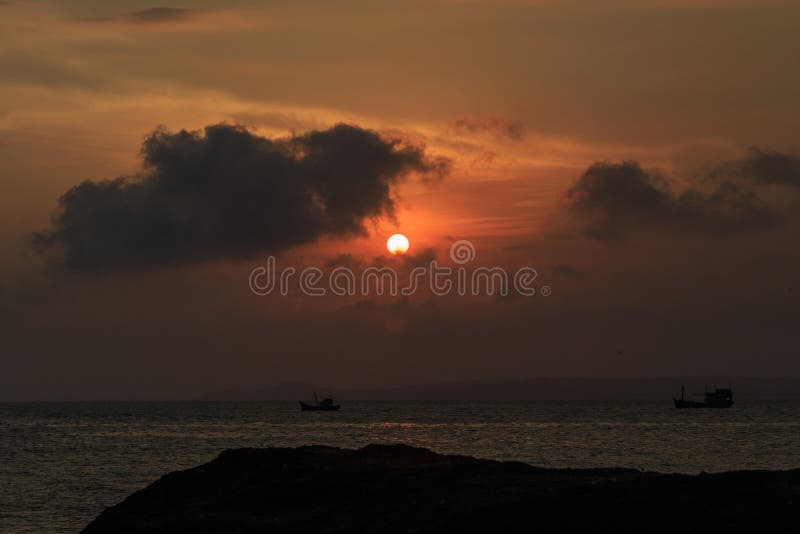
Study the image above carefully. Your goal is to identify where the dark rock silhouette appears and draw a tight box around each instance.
[83,444,799,533]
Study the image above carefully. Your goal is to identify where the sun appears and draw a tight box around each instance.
[386,233,410,255]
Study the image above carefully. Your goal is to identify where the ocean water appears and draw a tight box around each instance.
[1,400,799,533]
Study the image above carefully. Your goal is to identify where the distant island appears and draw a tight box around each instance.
[200,377,800,401]
[83,444,799,533]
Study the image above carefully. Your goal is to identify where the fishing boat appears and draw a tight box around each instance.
[673,384,733,408]
[299,392,341,411]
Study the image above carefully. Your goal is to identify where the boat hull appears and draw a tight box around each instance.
[673,398,733,409]
[299,401,341,411]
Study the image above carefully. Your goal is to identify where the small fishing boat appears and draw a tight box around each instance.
[300,392,341,411]
[674,384,733,408]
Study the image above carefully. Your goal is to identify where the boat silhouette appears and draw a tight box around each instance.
[673,384,733,408]
[300,392,341,411]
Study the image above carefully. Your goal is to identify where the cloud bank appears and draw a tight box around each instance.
[566,158,782,240]
[35,123,448,271]
[721,147,800,187]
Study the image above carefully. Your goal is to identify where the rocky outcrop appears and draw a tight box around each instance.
[83,444,799,533]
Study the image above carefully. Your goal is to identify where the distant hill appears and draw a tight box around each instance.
[199,377,800,401]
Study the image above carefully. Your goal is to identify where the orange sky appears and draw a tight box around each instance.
[1,0,800,399]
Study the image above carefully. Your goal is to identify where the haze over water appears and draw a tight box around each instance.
[2,400,799,533]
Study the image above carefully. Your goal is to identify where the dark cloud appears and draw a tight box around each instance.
[127,7,194,23]
[78,7,206,26]
[401,247,438,268]
[722,147,800,187]
[325,253,359,269]
[567,161,778,240]
[35,123,448,271]
[452,116,525,141]
[369,247,438,270]
[324,247,438,272]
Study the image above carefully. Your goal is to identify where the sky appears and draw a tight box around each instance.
[1,0,799,400]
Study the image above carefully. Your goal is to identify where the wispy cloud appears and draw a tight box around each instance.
[451,116,526,142]
[126,7,195,23]
[76,6,249,32]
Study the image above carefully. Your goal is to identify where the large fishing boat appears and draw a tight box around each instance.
[674,385,733,408]
[300,392,341,411]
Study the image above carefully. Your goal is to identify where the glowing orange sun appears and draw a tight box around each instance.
[387,233,410,254]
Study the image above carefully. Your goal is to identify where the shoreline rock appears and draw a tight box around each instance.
[83,444,799,533]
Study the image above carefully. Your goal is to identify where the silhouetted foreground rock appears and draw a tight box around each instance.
[83,444,799,533]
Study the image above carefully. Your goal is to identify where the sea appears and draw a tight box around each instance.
[2,400,799,533]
